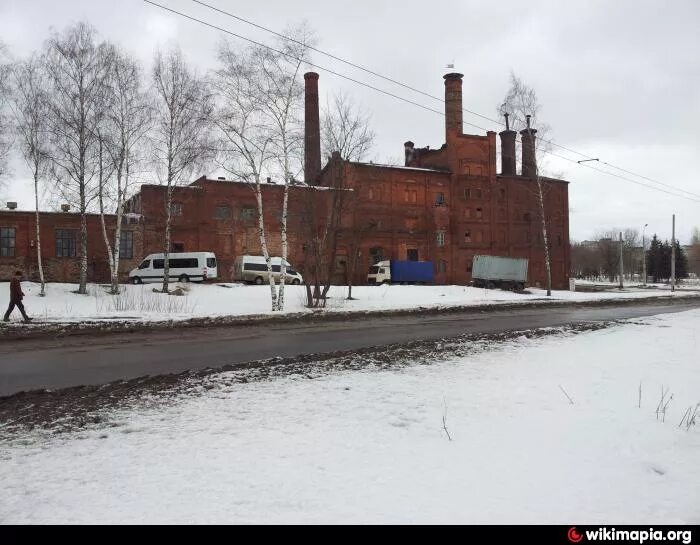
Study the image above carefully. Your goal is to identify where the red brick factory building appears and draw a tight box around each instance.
[0,72,570,288]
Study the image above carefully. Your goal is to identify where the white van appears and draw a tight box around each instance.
[233,255,303,285]
[129,252,218,284]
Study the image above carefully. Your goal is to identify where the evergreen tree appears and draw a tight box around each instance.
[647,235,663,282]
[674,240,688,280]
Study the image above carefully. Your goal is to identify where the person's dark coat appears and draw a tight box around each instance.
[10,277,24,303]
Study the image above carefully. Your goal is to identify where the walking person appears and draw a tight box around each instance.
[4,270,32,323]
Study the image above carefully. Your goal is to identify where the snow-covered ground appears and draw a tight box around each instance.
[1,309,699,523]
[1,281,698,324]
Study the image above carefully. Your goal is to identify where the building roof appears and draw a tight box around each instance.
[351,162,449,174]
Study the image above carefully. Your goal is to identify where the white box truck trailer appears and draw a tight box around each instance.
[472,255,528,291]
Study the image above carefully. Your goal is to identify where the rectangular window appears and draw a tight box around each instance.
[0,227,16,257]
[404,189,417,203]
[435,192,446,206]
[464,231,472,244]
[405,217,418,230]
[437,260,447,274]
[499,188,506,201]
[119,231,134,259]
[475,207,483,219]
[170,258,199,268]
[172,242,185,252]
[240,207,256,220]
[55,229,77,257]
[464,188,482,199]
[369,247,384,264]
[215,205,232,219]
[171,202,183,216]
[464,208,471,219]
[436,230,446,247]
[243,263,268,272]
[406,248,419,261]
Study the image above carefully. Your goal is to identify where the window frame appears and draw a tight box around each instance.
[55,229,78,258]
[0,227,16,258]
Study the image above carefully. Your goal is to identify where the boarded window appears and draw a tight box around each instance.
[499,188,506,201]
[170,202,183,216]
[437,260,447,273]
[464,188,482,199]
[464,231,472,244]
[404,189,417,203]
[240,207,256,220]
[215,205,232,219]
[55,229,77,257]
[475,207,483,219]
[0,227,15,257]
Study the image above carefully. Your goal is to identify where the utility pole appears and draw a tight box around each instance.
[642,223,648,286]
[619,231,624,290]
[671,214,676,292]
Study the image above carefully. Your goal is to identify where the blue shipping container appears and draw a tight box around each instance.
[390,260,434,283]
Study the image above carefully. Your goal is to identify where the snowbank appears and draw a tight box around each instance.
[0,281,697,324]
[1,309,699,523]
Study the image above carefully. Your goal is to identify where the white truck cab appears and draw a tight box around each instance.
[367,260,391,284]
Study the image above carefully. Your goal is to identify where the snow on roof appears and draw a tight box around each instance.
[352,162,449,174]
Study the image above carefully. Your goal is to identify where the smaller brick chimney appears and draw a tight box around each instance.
[304,72,321,184]
[520,115,538,178]
[499,113,517,176]
[404,141,415,166]
[443,73,464,140]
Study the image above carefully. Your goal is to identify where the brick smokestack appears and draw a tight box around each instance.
[443,73,464,140]
[520,115,538,178]
[304,72,321,184]
[499,112,517,176]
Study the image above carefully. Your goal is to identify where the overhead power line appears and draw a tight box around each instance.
[143,0,700,203]
[191,0,700,201]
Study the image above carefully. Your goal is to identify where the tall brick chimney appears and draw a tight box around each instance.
[499,112,517,176]
[443,73,464,140]
[304,72,321,184]
[520,115,538,178]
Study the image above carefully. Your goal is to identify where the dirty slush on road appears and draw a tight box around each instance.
[0,320,621,438]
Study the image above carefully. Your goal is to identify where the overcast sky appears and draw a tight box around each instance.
[1,0,699,242]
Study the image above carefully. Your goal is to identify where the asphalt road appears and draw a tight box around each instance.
[1,298,699,397]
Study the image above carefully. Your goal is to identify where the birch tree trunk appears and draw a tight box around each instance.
[162,181,173,293]
[254,181,277,311]
[537,177,553,296]
[34,166,45,296]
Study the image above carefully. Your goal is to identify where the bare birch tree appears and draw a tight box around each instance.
[214,44,277,310]
[214,25,312,311]
[499,72,553,296]
[99,49,151,294]
[152,47,212,293]
[321,92,375,300]
[0,41,14,192]
[44,22,113,294]
[9,55,51,296]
